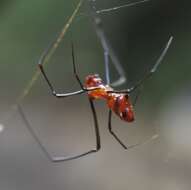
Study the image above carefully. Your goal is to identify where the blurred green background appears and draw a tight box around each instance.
[0,0,191,190]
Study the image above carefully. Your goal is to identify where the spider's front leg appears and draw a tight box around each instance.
[38,43,87,98]
[107,36,173,94]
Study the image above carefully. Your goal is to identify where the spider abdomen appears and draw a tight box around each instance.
[107,94,134,122]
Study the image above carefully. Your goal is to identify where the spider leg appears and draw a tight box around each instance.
[18,99,101,162]
[89,0,152,87]
[108,36,173,94]
[108,110,127,149]
[132,85,143,107]
[15,1,83,104]
[127,36,173,93]
[89,1,127,87]
[71,42,84,89]
[38,42,87,98]
[104,51,110,85]
[108,110,159,150]
[103,47,127,87]
[88,98,101,151]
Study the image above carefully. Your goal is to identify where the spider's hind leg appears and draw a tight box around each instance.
[18,99,101,162]
[108,110,128,149]
[108,110,158,150]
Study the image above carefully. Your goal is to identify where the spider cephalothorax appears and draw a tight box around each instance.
[85,74,134,122]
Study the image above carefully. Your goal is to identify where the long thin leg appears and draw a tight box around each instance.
[88,98,101,151]
[108,110,159,149]
[0,3,81,128]
[14,1,83,105]
[108,110,127,149]
[89,1,127,87]
[128,36,173,93]
[38,42,86,98]
[89,0,152,87]
[108,36,173,94]
[132,85,143,107]
[39,42,100,98]
[104,51,110,85]
[71,42,84,89]
[18,100,101,162]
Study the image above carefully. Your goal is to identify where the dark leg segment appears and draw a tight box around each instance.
[108,110,127,149]
[88,98,101,151]
[18,100,101,162]
[108,110,158,150]
[108,36,173,94]
[38,43,86,98]
[132,86,143,107]
[71,42,84,89]
[127,36,173,93]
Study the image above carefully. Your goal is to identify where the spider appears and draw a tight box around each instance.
[17,0,173,162]
[19,36,173,162]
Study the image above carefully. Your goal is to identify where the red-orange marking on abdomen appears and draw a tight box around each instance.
[85,74,135,122]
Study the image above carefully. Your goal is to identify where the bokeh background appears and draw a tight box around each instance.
[0,0,191,189]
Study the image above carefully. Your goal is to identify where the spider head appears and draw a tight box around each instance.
[85,74,103,88]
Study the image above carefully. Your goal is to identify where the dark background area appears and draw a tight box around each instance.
[0,0,191,190]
